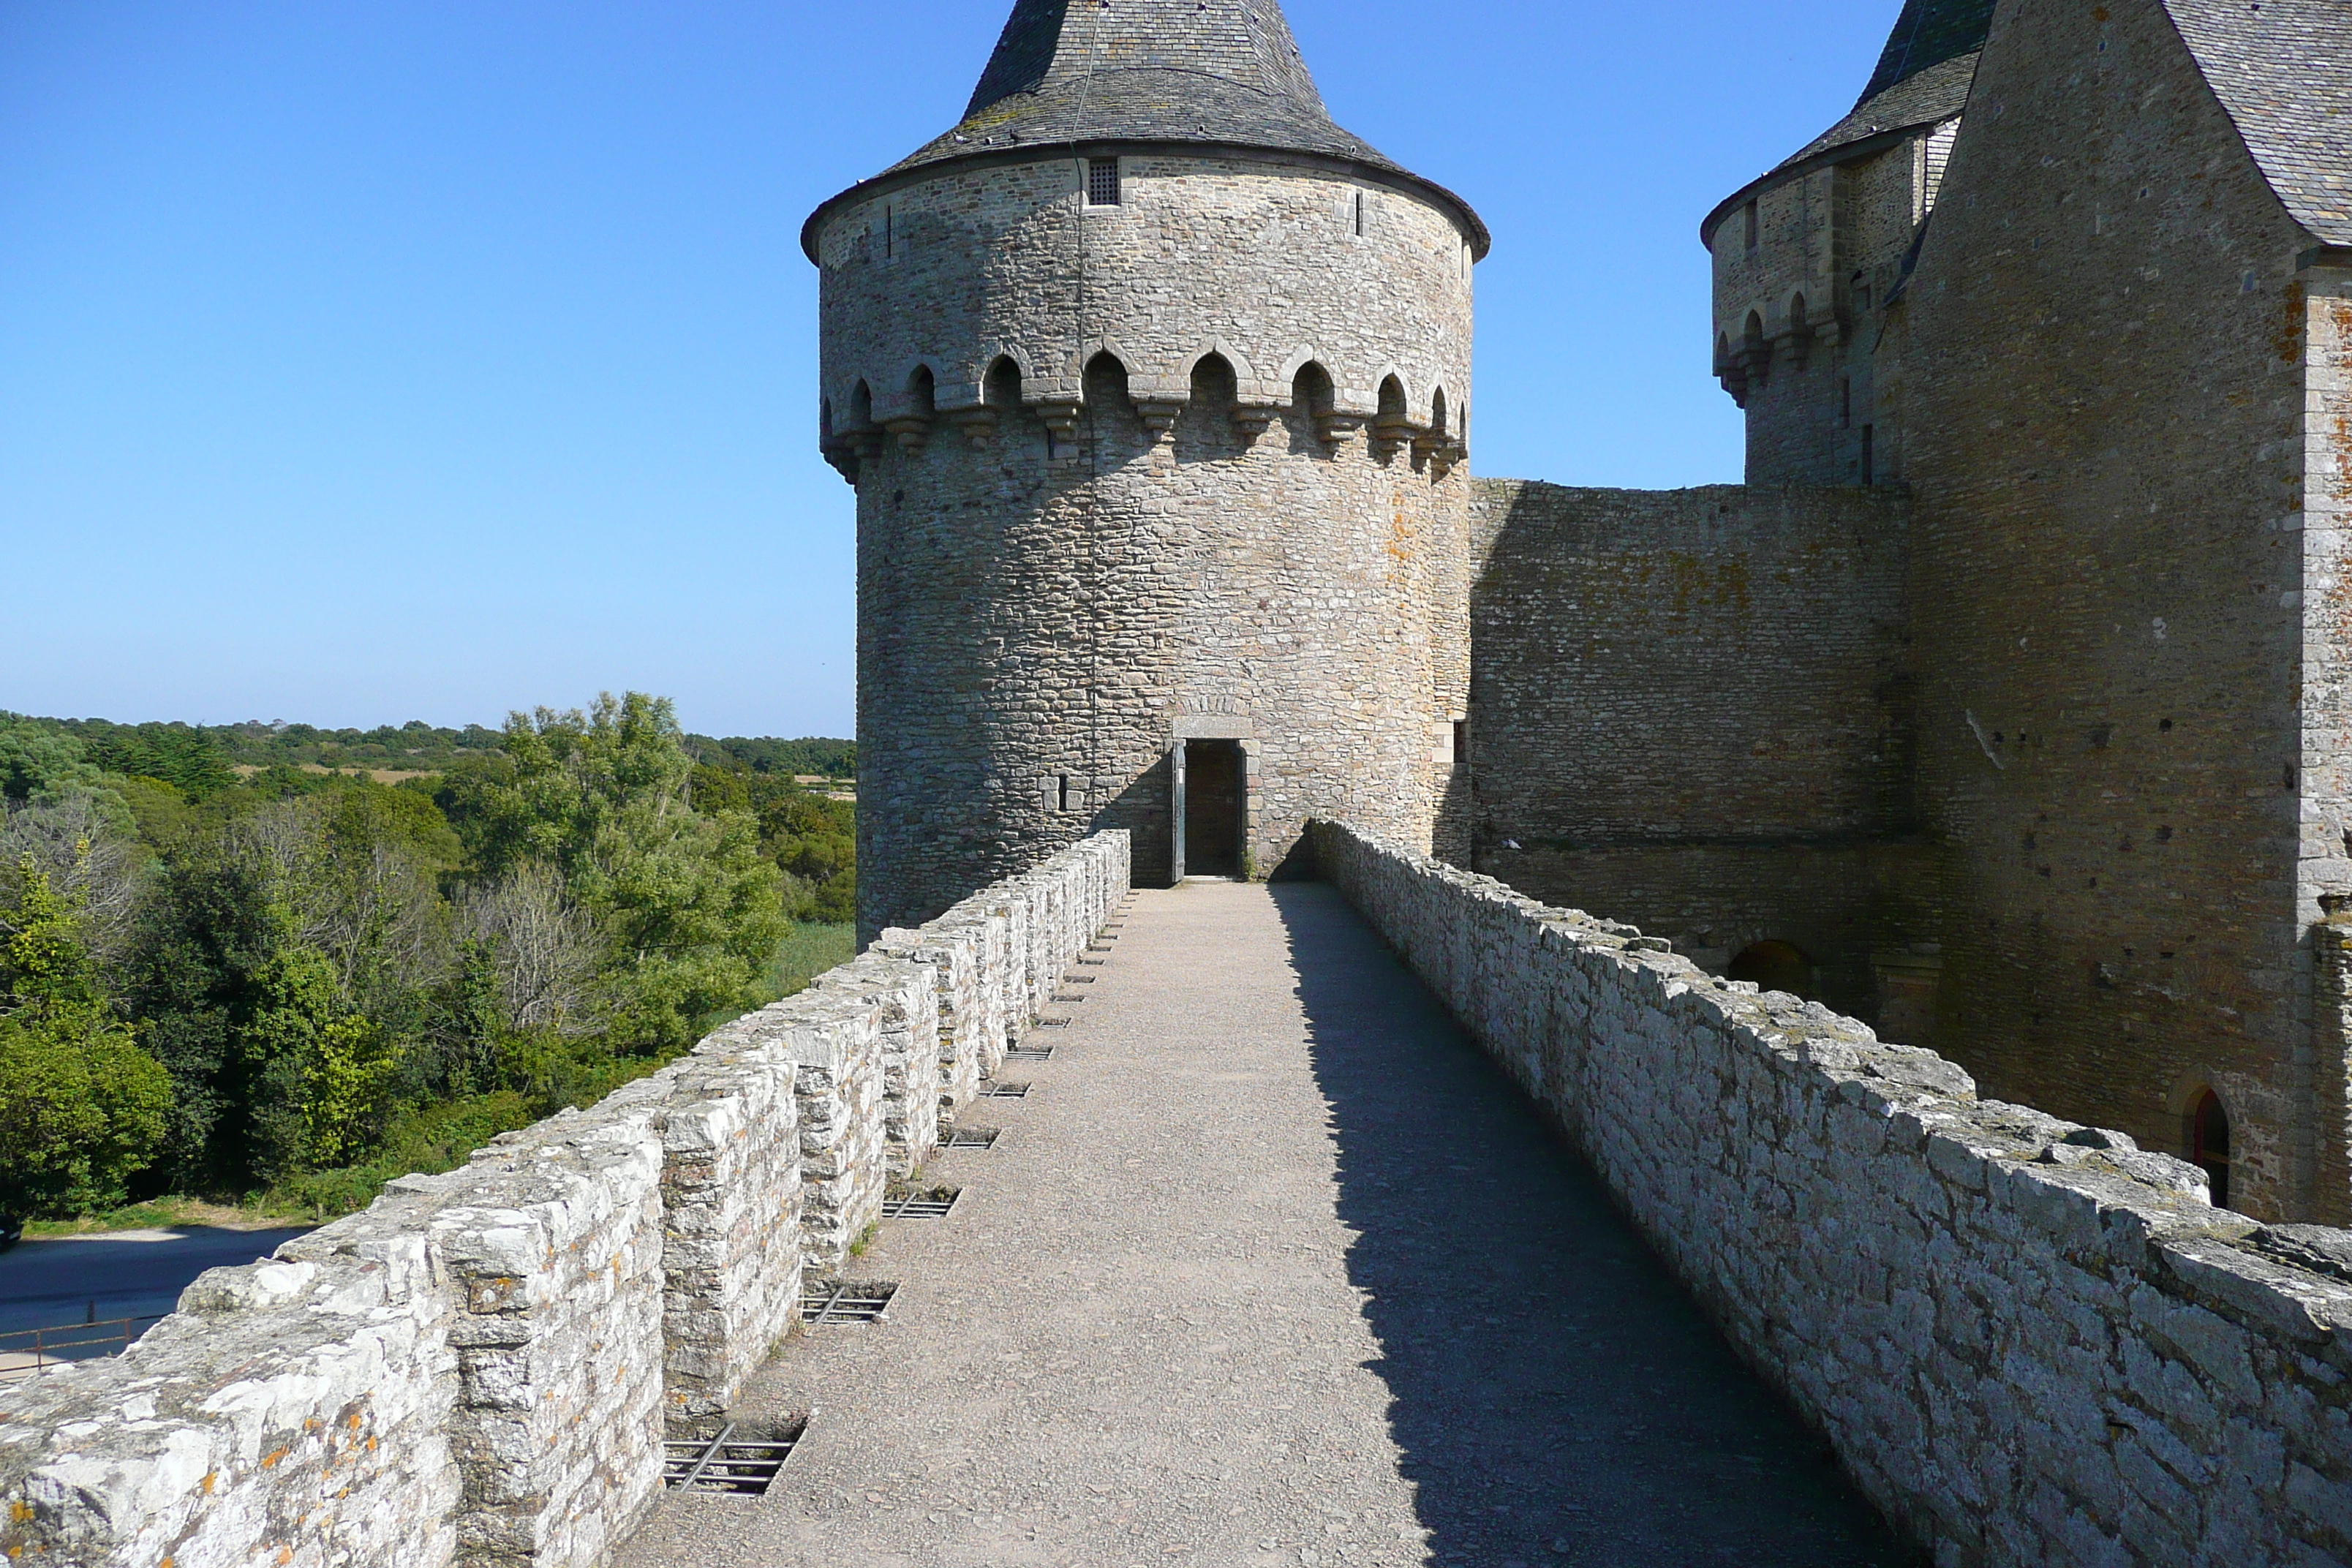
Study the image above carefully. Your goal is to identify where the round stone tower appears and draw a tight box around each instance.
[807,0,1490,938]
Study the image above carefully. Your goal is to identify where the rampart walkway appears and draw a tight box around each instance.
[619,880,1912,1567]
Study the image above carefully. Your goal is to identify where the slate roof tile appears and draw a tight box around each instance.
[2163,0,2352,246]
[807,0,1486,258]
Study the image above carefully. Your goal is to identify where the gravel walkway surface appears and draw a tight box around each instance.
[618,879,1915,1568]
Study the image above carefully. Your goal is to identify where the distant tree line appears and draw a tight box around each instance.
[0,699,856,1221]
[15,713,856,784]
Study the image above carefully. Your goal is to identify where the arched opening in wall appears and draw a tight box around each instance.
[984,356,1023,410]
[1377,374,1409,426]
[1189,352,1235,409]
[1430,387,1450,440]
[1187,353,1235,452]
[2190,1088,2233,1210]
[850,380,874,429]
[1743,310,1766,361]
[1292,361,1335,421]
[1085,351,1134,447]
[1727,940,1815,998]
[907,365,937,418]
[820,398,834,441]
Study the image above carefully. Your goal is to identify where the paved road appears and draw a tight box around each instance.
[620,881,1916,1567]
[0,1226,312,1339]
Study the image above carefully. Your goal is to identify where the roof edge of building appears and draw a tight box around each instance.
[1697,121,1930,253]
[800,138,1491,264]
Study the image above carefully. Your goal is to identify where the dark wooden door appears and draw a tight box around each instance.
[1183,741,1241,877]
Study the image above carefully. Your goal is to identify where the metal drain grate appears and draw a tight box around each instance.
[1006,1043,1055,1060]
[938,1126,1000,1150]
[799,1281,897,1324]
[880,1188,959,1220]
[981,1080,1031,1098]
[663,1420,804,1496]
[1028,1018,1070,1031]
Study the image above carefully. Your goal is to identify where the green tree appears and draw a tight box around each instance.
[0,856,172,1215]
[439,694,786,1049]
[127,781,451,1189]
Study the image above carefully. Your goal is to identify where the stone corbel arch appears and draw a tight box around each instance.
[876,355,947,423]
[957,342,1036,412]
[1052,336,1139,402]
[1184,337,1270,403]
[1356,363,1417,425]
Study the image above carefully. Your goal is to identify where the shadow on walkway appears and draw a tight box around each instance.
[1270,882,1921,1567]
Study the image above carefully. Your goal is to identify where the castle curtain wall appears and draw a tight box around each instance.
[1461,480,1927,1022]
[1893,0,2321,1218]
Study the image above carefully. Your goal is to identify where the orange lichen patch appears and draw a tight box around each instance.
[200,1472,216,1495]
[260,1448,289,1469]
[276,1547,293,1566]
[8,1502,29,1523]
[365,1437,377,1452]
[2280,281,2309,362]
[345,1411,363,1430]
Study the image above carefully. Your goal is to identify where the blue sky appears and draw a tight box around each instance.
[1,1,1894,738]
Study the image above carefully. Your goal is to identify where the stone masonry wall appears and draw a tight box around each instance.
[1711,129,1945,486]
[1888,0,2326,1218]
[821,152,1475,936]
[1463,478,1928,1020]
[0,832,1129,1568]
[1313,818,2352,1567]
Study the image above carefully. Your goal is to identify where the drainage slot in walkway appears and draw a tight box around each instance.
[880,1186,960,1220]
[981,1080,1031,1098]
[800,1281,897,1325]
[663,1418,806,1496]
[1006,1042,1056,1060]
[938,1126,1000,1150]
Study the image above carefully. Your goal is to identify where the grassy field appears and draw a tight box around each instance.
[764,921,856,998]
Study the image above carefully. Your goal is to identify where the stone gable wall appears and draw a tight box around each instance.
[1313,818,2352,1567]
[0,833,1129,1568]
[1889,0,2323,1218]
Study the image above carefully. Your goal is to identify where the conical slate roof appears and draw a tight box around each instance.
[1858,0,1997,103]
[893,0,1382,173]
[1702,0,1992,244]
[804,0,1487,258]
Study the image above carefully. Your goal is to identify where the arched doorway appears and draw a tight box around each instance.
[1726,940,1815,998]
[2190,1088,2231,1210]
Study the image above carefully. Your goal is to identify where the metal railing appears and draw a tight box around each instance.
[0,1314,165,1382]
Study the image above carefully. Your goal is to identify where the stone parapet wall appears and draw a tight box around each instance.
[0,832,1129,1568]
[1311,819,2352,1568]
